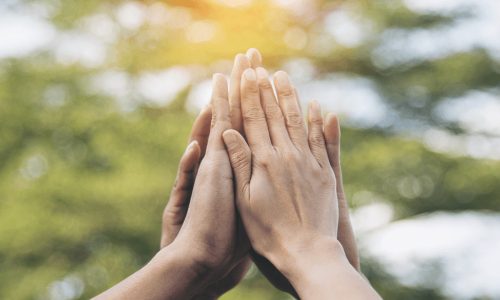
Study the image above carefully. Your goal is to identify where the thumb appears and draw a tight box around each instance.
[222,129,251,196]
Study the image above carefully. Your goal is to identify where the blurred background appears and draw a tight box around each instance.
[1,0,500,299]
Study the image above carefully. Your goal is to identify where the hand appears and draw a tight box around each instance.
[222,68,380,299]
[168,73,247,284]
[233,63,361,297]
[93,54,263,300]
[223,67,338,269]
[161,50,261,299]
[161,109,251,300]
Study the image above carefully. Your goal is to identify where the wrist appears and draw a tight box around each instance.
[151,242,217,298]
[268,236,347,282]
[268,237,379,299]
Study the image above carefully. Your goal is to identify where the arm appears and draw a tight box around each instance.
[92,243,213,300]
[93,74,249,300]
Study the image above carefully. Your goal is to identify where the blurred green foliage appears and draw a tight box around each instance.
[1,0,499,299]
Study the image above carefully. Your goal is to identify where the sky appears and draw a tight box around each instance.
[1,0,500,298]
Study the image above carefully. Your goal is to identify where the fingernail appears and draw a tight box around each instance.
[256,67,269,79]
[186,140,197,152]
[223,131,238,149]
[244,69,256,81]
[312,99,321,112]
[275,71,289,85]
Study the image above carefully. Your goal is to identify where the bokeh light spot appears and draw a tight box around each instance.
[186,20,217,44]
[283,27,308,50]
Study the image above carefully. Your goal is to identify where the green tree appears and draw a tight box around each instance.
[0,0,498,299]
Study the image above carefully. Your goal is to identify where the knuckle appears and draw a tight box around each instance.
[242,82,259,95]
[281,148,300,163]
[265,105,283,119]
[211,95,226,105]
[321,169,335,185]
[309,115,324,126]
[217,114,231,123]
[243,107,265,122]
[253,149,273,167]
[258,154,270,168]
[285,112,303,127]
[230,149,248,168]
[310,132,325,146]
[279,89,295,98]
[258,79,273,92]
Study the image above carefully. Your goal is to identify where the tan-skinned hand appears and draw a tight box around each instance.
[160,50,261,299]
[165,73,248,287]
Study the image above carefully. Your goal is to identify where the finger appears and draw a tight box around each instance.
[293,86,308,136]
[188,104,212,161]
[324,113,360,271]
[324,113,342,182]
[246,48,262,69]
[273,71,309,154]
[241,68,272,152]
[162,141,201,248]
[256,67,293,149]
[293,86,303,118]
[206,74,231,154]
[222,130,251,200]
[229,54,251,134]
[307,100,329,166]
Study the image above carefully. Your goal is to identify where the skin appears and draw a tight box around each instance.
[94,49,369,299]
[222,68,382,299]
[163,48,364,298]
[93,74,248,300]
[161,50,261,299]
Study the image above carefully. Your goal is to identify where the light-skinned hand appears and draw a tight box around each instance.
[222,68,381,299]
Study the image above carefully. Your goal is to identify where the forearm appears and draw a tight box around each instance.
[92,243,212,300]
[273,238,381,300]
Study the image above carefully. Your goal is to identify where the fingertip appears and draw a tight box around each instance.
[246,48,262,68]
[274,70,289,83]
[191,140,200,152]
[325,112,339,127]
[256,67,269,79]
[212,73,228,99]
[243,68,257,81]
[222,129,239,150]
[309,99,321,113]
[324,113,341,142]
[186,140,197,152]
[182,141,201,171]
[235,53,251,70]
[201,103,212,115]
[213,73,227,85]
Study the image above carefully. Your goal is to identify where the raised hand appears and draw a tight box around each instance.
[222,68,380,299]
[238,66,362,298]
[168,74,249,287]
[160,50,262,299]
[223,67,338,269]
